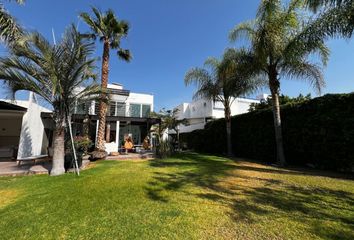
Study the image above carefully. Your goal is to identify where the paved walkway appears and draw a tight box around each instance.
[0,152,151,176]
[105,152,154,161]
[0,158,91,176]
[0,159,50,176]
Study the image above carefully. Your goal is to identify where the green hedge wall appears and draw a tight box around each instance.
[180,93,354,171]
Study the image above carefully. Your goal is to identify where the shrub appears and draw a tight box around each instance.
[156,140,175,159]
[181,93,354,171]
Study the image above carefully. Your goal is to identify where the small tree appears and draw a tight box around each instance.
[185,48,260,157]
[163,109,188,151]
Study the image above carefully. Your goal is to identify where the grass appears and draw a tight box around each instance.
[0,152,353,239]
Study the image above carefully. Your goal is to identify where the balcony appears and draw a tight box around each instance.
[75,101,151,118]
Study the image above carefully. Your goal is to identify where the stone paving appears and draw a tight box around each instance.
[0,158,50,176]
[0,152,150,176]
[0,158,91,176]
[105,152,154,161]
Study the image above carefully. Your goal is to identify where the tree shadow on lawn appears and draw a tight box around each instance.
[146,152,354,239]
[145,153,237,202]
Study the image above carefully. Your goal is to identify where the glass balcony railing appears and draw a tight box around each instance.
[76,101,151,118]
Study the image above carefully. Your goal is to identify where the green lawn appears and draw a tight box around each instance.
[0,153,353,239]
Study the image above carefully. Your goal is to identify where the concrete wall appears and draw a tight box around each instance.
[17,94,49,158]
[175,97,260,133]
[126,92,154,113]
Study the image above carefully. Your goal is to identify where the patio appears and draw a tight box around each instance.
[0,152,153,176]
[0,158,50,176]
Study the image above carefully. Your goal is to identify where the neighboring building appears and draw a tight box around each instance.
[0,83,157,158]
[172,97,262,134]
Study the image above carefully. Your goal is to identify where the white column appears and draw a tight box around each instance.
[90,100,95,115]
[125,103,130,117]
[95,120,99,146]
[116,121,120,150]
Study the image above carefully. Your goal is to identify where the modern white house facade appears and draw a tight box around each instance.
[173,97,261,133]
[67,83,156,154]
[0,83,156,159]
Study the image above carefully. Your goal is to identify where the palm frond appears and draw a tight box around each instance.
[305,0,348,11]
[0,24,97,121]
[229,20,256,43]
[117,48,132,62]
[0,5,23,43]
[281,60,325,94]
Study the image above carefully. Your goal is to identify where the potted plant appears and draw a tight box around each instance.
[65,136,92,170]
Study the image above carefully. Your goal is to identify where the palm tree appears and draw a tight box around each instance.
[160,109,188,151]
[80,7,131,153]
[185,48,260,157]
[0,25,100,176]
[303,0,354,40]
[0,0,24,43]
[306,0,352,11]
[229,0,329,165]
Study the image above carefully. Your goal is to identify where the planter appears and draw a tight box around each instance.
[64,152,83,171]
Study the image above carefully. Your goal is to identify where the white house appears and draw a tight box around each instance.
[67,83,156,154]
[0,83,156,158]
[172,97,262,134]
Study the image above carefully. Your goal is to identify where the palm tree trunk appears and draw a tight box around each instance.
[269,73,286,166]
[106,122,111,142]
[176,129,180,151]
[224,102,233,157]
[50,125,65,176]
[96,39,110,151]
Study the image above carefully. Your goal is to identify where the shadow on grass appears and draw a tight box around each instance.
[146,152,354,239]
[145,152,236,202]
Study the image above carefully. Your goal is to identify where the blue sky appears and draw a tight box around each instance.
[1,0,353,110]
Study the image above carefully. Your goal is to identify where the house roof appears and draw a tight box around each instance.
[0,101,27,111]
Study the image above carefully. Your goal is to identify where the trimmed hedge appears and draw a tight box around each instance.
[180,93,354,171]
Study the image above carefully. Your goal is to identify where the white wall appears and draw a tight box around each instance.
[126,92,154,112]
[17,94,48,158]
[174,97,260,133]
[212,98,259,118]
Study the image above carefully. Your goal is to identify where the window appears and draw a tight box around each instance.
[142,104,151,117]
[108,102,116,116]
[116,103,126,117]
[76,101,89,114]
[130,104,141,117]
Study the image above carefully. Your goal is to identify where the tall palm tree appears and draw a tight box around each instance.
[0,0,24,43]
[229,0,329,166]
[185,48,260,157]
[303,0,354,39]
[80,7,131,152]
[306,0,352,11]
[0,25,100,176]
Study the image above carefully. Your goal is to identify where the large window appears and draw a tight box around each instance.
[130,104,141,117]
[108,101,116,116]
[142,104,151,117]
[76,101,90,114]
[116,103,126,117]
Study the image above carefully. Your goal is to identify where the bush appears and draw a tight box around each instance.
[64,152,83,171]
[156,140,175,159]
[180,93,354,171]
[73,136,93,154]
